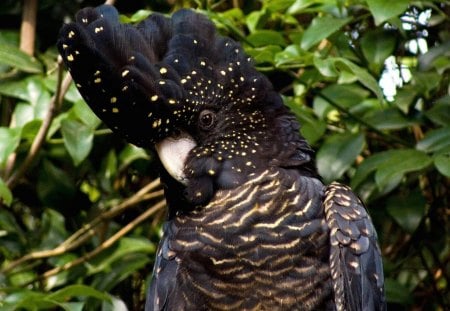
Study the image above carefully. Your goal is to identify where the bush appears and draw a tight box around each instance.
[0,0,448,309]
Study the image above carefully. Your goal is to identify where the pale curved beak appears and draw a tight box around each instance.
[155,133,197,185]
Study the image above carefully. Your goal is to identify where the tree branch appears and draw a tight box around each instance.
[2,179,163,273]
[41,199,166,281]
[6,60,72,189]
[20,0,38,56]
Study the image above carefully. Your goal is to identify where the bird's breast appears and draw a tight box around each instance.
[164,169,335,310]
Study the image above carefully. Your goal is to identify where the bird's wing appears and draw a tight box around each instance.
[145,222,181,311]
[323,182,386,311]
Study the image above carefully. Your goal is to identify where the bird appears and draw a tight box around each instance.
[57,5,386,311]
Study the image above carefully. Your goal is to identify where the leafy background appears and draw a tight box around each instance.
[0,0,448,310]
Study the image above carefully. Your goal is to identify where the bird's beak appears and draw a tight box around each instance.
[155,133,197,185]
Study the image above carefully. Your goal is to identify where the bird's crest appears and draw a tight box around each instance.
[57,5,273,148]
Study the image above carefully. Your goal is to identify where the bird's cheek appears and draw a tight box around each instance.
[155,133,197,185]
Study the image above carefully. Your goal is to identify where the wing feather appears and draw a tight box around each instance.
[324,182,386,311]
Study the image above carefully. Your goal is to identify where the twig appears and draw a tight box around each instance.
[41,199,166,280]
[3,0,38,180]
[62,179,162,247]
[2,179,163,273]
[6,61,72,189]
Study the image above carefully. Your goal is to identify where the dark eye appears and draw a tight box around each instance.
[198,109,216,131]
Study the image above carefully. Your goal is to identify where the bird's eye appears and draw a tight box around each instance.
[198,110,216,131]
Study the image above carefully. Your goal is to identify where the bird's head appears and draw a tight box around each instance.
[57,5,316,207]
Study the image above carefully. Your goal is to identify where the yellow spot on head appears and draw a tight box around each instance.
[200,61,206,66]
[112,107,119,113]
[168,99,176,104]
[122,85,128,92]
[151,95,158,101]
[220,70,226,76]
[208,169,216,176]
[110,97,117,103]
[94,70,100,76]
[94,26,104,33]
[62,44,68,49]
[122,70,129,77]
[67,54,74,61]
[159,80,166,85]
[68,31,75,38]
[94,77,101,83]
[180,79,187,84]
[159,67,168,74]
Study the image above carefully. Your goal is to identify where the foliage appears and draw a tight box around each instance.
[0,0,448,310]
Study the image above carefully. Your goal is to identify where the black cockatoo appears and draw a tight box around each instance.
[57,5,386,310]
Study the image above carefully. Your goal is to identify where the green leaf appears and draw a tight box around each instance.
[0,44,42,73]
[364,108,417,130]
[0,177,12,206]
[126,10,151,23]
[38,209,68,250]
[315,84,371,119]
[1,290,52,310]
[118,144,150,170]
[301,16,351,50]
[333,58,384,101]
[434,154,450,177]
[416,127,450,153]
[274,44,308,67]
[284,97,326,144]
[37,160,76,208]
[0,76,46,104]
[0,127,21,168]
[425,97,450,126]
[317,132,365,182]
[91,253,150,292]
[375,149,432,189]
[245,9,269,33]
[287,0,318,14]
[314,56,384,100]
[394,85,418,114]
[298,115,326,145]
[360,29,397,72]
[87,237,154,274]
[352,149,426,192]
[247,30,287,47]
[413,72,442,95]
[246,45,282,65]
[385,278,413,304]
[264,0,296,12]
[366,0,410,26]
[61,119,94,166]
[386,192,425,233]
[72,100,101,130]
[21,119,42,142]
[47,285,111,302]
